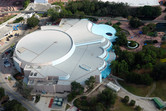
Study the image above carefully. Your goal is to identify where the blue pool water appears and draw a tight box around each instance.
[91,24,117,78]
[101,65,111,78]
[92,24,117,42]
[105,53,110,61]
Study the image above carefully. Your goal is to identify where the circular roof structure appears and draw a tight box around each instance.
[15,30,75,66]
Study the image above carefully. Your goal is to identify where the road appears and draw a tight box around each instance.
[0,72,40,111]
[0,18,40,111]
[0,10,47,14]
[0,53,40,111]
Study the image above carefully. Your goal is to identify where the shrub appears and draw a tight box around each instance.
[35,94,40,103]
[135,105,142,111]
[116,22,121,26]
[122,96,129,104]
[129,100,136,106]
[129,17,143,28]
[27,16,39,28]
[23,0,30,9]
[162,35,166,41]
[13,17,24,23]
[128,41,137,47]
[105,21,112,26]
[144,40,158,44]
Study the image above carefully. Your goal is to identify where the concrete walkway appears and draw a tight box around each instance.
[114,79,159,111]
[70,82,103,106]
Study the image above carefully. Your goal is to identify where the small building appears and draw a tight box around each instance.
[152,97,165,109]
[106,82,120,92]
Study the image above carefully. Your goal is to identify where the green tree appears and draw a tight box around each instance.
[111,60,129,76]
[23,0,30,9]
[142,26,149,34]
[13,17,24,23]
[129,17,143,28]
[27,16,39,28]
[71,81,84,95]
[112,45,122,56]
[0,87,5,100]
[35,94,40,103]
[119,51,135,66]
[115,31,128,46]
[16,81,33,99]
[142,23,156,35]
[97,88,117,108]
[135,105,142,111]
[4,99,27,111]
[151,63,166,80]
[85,76,95,89]
[122,96,129,104]
[134,6,161,19]
[129,100,136,106]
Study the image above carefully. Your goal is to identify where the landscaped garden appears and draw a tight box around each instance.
[127,41,139,49]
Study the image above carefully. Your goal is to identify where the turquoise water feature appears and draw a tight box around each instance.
[92,24,117,42]
[91,24,117,78]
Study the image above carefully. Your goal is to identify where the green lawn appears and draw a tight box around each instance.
[119,81,152,97]
[150,80,166,101]
[112,97,134,111]
[65,104,71,110]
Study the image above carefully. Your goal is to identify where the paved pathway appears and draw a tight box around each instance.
[146,82,156,97]
[70,82,102,105]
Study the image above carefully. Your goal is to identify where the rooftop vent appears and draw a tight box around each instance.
[79,64,91,71]
[30,72,33,76]
[34,73,37,76]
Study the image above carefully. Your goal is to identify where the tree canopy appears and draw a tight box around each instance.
[111,45,165,85]
[67,81,84,102]
[74,88,116,111]
[23,0,30,9]
[151,63,166,81]
[0,87,5,100]
[27,16,39,28]
[4,99,27,111]
[85,76,95,89]
[129,17,143,28]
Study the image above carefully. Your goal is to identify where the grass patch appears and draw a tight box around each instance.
[0,15,16,24]
[112,97,134,111]
[150,80,166,101]
[119,81,152,96]
[65,104,70,110]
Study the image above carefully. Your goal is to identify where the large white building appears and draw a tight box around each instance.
[34,0,48,3]
[13,19,116,93]
[99,0,160,7]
